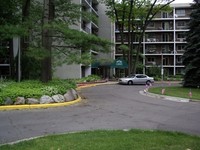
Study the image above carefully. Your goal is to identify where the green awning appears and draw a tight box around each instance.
[111,59,128,69]
[92,59,128,69]
[91,62,100,68]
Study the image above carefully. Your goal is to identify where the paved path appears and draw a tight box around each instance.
[0,82,200,144]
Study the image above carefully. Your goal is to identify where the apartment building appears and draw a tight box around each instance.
[114,3,192,77]
[0,2,192,79]
[53,0,114,79]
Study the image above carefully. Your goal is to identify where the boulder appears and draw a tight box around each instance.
[14,97,25,105]
[52,94,65,103]
[4,97,14,105]
[40,95,54,104]
[26,98,39,104]
[71,88,78,99]
[64,91,75,102]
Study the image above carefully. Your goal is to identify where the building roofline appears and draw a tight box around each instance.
[170,3,193,8]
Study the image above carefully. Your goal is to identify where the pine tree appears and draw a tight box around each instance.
[182,0,200,87]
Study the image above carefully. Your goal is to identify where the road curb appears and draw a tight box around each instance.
[0,96,82,111]
[139,90,190,103]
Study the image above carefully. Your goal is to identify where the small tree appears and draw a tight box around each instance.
[182,0,200,87]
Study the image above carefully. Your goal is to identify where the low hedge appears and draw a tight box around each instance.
[0,79,76,105]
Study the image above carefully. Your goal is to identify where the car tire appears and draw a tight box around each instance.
[146,80,151,85]
[127,81,133,85]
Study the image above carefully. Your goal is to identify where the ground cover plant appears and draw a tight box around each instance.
[0,129,200,150]
[0,79,76,105]
[148,86,200,100]
[74,75,101,83]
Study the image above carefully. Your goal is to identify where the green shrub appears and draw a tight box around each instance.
[41,86,59,96]
[0,79,76,105]
[75,75,101,83]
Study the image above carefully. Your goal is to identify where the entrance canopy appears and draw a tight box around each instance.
[110,59,128,69]
[91,59,128,69]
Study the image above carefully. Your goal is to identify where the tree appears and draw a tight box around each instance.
[103,0,174,75]
[0,0,26,80]
[0,0,111,82]
[182,0,200,87]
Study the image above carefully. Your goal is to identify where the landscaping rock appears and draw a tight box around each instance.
[71,88,78,99]
[64,91,75,102]
[4,97,14,105]
[40,95,54,104]
[14,97,25,105]
[52,94,65,103]
[26,98,39,104]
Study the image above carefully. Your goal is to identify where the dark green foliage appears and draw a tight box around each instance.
[182,1,200,87]
[50,24,111,67]
[0,80,76,105]
[0,0,22,25]
[0,0,111,81]
[146,65,161,78]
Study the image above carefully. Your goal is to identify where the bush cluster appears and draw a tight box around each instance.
[75,75,101,83]
[0,79,76,105]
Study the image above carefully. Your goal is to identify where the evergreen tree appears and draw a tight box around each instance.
[182,0,200,87]
[0,0,111,82]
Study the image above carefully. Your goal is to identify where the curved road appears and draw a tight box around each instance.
[0,83,200,144]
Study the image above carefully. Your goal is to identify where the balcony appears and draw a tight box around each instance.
[146,62,157,66]
[145,49,174,54]
[176,38,187,44]
[82,24,90,34]
[145,38,174,43]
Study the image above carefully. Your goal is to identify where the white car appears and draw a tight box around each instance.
[118,74,154,85]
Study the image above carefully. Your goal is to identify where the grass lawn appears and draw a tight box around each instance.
[148,86,200,100]
[0,130,200,150]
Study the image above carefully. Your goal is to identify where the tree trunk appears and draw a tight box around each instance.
[41,0,54,82]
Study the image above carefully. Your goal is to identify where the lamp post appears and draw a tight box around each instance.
[17,37,21,82]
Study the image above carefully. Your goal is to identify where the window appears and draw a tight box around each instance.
[177,33,185,39]
[162,12,169,18]
[177,45,185,50]
[162,45,169,51]
[177,21,186,27]
[147,22,155,28]
[146,33,156,42]
[136,75,147,78]
[176,9,186,17]
[147,57,155,62]
[148,45,156,50]
[116,34,127,41]
[177,56,182,63]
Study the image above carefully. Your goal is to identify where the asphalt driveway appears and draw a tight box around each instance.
[0,82,200,144]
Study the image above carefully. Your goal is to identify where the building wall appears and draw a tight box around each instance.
[95,3,115,78]
[54,0,103,79]
[54,64,81,79]
[53,0,113,79]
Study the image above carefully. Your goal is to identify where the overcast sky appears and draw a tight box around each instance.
[173,0,194,3]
